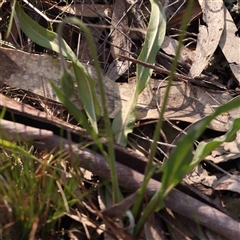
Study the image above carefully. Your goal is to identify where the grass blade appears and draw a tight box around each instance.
[160,95,240,197]
[192,117,240,166]
[50,80,97,138]
[136,0,166,93]
[134,96,240,236]
[132,0,195,229]
[56,17,121,203]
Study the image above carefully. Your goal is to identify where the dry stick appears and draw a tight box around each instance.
[1,121,239,240]
[0,119,53,141]
[26,137,240,240]
[119,54,220,90]
[119,54,191,82]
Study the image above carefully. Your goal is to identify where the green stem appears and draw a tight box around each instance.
[57,18,120,203]
[133,0,194,236]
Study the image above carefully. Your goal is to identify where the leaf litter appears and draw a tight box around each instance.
[0,0,240,239]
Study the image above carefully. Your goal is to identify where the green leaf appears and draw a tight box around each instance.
[112,0,166,146]
[15,2,75,59]
[134,95,240,236]
[60,70,75,98]
[0,139,37,159]
[137,0,166,93]
[192,117,240,165]
[133,1,195,235]
[112,95,137,144]
[56,17,120,203]
[6,0,16,39]
[50,80,97,138]
[15,2,100,133]
[160,95,240,198]
[72,61,100,132]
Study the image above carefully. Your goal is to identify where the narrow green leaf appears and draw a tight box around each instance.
[15,2,100,133]
[57,17,120,203]
[160,96,240,197]
[133,94,239,236]
[6,0,16,39]
[15,2,75,59]
[112,0,166,146]
[137,0,166,93]
[49,80,97,138]
[60,70,75,98]
[192,118,240,165]
[0,107,6,120]
[134,96,240,236]
[112,95,137,144]
[134,1,194,235]
[72,61,100,132]
[0,139,36,159]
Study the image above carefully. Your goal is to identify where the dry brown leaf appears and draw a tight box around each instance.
[161,36,195,65]
[101,191,138,219]
[105,59,131,81]
[163,0,186,20]
[213,175,240,194]
[78,24,104,63]
[110,0,130,59]
[161,209,194,240]
[205,131,240,163]
[184,164,217,195]
[189,0,224,78]
[106,0,132,81]
[219,196,240,220]
[219,5,240,84]
[144,212,166,240]
[166,1,202,29]
[0,47,239,132]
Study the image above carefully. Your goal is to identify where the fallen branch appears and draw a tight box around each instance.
[0,112,239,239]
